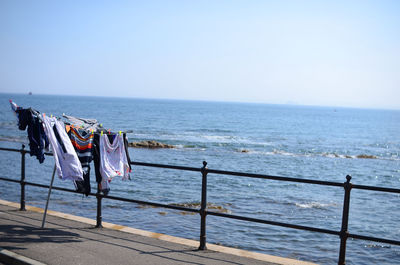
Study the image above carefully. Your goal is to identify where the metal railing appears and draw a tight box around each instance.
[0,145,399,265]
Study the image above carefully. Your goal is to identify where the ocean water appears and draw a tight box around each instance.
[0,93,399,264]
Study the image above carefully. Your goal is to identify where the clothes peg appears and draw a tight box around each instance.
[50,114,53,118]
[101,131,103,136]
[119,131,121,136]
[43,113,46,118]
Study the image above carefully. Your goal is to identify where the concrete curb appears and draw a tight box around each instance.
[0,248,46,265]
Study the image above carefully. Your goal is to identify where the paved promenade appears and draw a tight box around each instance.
[0,200,316,265]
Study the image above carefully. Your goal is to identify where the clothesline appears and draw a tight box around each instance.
[10,100,130,136]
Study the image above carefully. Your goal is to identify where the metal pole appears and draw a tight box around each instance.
[199,161,208,250]
[338,175,352,265]
[41,165,57,228]
[96,182,103,228]
[20,144,26,211]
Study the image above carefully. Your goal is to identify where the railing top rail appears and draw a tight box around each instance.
[352,184,400,194]
[0,146,53,156]
[207,168,344,187]
[131,161,201,172]
[0,146,25,153]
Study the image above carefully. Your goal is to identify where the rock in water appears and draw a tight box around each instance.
[128,140,175,149]
[356,154,377,159]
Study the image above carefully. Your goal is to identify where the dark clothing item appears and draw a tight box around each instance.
[68,128,94,196]
[123,133,132,179]
[93,133,109,195]
[75,167,91,196]
[53,125,67,153]
[16,108,49,163]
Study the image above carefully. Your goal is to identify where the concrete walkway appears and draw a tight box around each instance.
[0,200,317,265]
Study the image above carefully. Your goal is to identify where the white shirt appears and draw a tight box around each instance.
[42,116,83,181]
[99,134,130,190]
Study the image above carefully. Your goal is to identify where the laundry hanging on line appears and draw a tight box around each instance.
[9,100,133,196]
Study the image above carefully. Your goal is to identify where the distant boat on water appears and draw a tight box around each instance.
[28,92,32,95]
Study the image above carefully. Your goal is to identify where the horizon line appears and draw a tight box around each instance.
[1,91,399,111]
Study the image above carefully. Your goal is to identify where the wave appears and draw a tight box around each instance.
[236,149,399,161]
[0,136,27,143]
[364,244,391,249]
[259,197,338,210]
[0,121,19,129]
[295,202,337,209]
[187,128,234,134]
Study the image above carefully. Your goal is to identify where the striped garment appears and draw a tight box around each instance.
[68,127,94,196]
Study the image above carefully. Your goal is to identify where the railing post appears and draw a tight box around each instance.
[96,183,103,228]
[338,175,352,265]
[20,144,26,211]
[199,161,208,250]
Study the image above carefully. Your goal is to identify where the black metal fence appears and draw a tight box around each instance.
[0,145,399,265]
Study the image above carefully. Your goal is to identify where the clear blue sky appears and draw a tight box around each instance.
[1,0,399,109]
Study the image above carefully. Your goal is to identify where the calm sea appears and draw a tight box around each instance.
[0,93,399,264]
